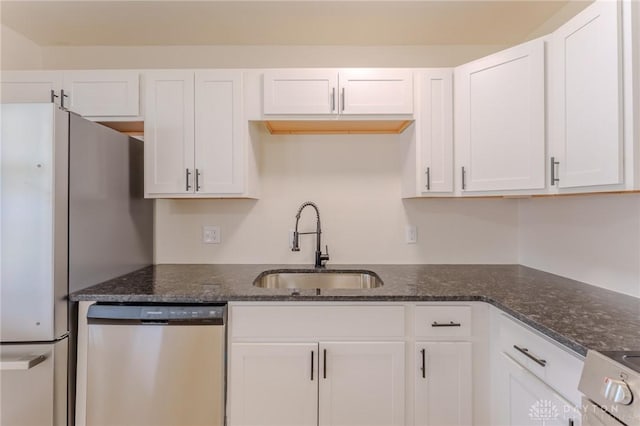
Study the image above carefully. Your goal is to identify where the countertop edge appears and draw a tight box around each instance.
[69,292,588,356]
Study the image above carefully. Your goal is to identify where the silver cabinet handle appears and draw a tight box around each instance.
[195,169,201,192]
[425,167,431,190]
[461,166,467,190]
[550,157,560,186]
[310,350,314,381]
[0,354,47,370]
[432,321,461,327]
[420,348,426,378]
[50,90,59,104]
[341,88,345,112]
[185,169,192,191]
[60,89,69,110]
[513,345,547,367]
[331,88,336,112]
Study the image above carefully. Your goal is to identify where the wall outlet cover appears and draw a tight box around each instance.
[405,225,417,244]
[203,226,221,244]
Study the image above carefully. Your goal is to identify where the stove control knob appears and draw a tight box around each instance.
[602,377,633,405]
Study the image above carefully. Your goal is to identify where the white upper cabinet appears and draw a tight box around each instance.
[339,70,413,115]
[0,71,63,104]
[401,69,453,197]
[144,70,255,198]
[1,70,140,117]
[263,69,413,116]
[195,71,245,194]
[455,38,546,193]
[63,70,140,117]
[420,70,454,194]
[144,70,195,196]
[549,0,623,189]
[263,70,338,115]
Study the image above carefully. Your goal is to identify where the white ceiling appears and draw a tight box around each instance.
[0,1,590,47]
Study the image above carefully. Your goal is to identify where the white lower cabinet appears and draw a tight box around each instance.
[228,340,404,426]
[229,342,318,426]
[319,342,405,426]
[491,308,583,426]
[496,353,581,426]
[414,342,472,426]
[228,303,407,426]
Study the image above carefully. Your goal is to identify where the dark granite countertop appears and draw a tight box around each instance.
[70,264,640,356]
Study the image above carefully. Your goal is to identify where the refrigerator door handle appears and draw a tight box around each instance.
[0,353,47,370]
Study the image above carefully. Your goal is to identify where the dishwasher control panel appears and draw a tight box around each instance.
[88,304,225,324]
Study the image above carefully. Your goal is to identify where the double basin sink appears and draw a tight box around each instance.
[253,270,383,291]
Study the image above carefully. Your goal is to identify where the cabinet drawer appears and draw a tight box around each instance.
[498,314,583,406]
[414,306,471,338]
[230,305,405,339]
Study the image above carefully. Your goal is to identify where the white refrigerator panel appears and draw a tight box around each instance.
[0,339,68,426]
[1,104,69,342]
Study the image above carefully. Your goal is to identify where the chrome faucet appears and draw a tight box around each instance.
[292,201,330,268]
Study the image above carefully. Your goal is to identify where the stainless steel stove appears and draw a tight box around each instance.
[579,350,640,425]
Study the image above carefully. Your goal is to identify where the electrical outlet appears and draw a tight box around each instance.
[203,226,221,244]
[405,225,417,244]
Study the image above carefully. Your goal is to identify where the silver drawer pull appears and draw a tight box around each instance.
[513,345,547,367]
[0,354,47,370]
[432,321,461,327]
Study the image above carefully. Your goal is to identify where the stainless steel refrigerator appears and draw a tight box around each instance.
[0,103,154,426]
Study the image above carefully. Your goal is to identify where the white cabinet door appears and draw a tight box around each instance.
[318,342,405,426]
[63,70,140,117]
[195,71,244,194]
[263,70,338,115]
[144,71,195,195]
[0,71,63,104]
[550,0,622,188]
[456,39,545,192]
[496,353,581,426]
[414,342,472,426]
[228,343,319,426]
[339,70,413,115]
[420,70,453,193]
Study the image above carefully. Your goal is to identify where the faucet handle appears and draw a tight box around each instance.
[320,245,330,265]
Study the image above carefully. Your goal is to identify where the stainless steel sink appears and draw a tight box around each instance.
[253,270,383,290]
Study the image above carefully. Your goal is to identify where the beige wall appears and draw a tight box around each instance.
[518,194,640,298]
[38,42,519,266]
[39,44,506,69]
[1,25,42,70]
[155,130,519,264]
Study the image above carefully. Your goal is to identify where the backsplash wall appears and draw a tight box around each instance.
[518,194,640,297]
[155,129,520,264]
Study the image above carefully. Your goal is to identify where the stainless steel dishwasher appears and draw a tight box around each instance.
[85,304,225,426]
